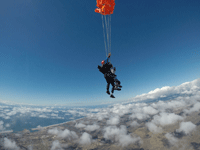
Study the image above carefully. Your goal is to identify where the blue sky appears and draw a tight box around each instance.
[0,0,200,106]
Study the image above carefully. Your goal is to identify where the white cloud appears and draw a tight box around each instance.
[48,127,78,140]
[31,113,38,117]
[167,100,187,110]
[107,116,120,125]
[119,134,141,147]
[48,127,60,135]
[176,121,196,135]
[51,140,63,150]
[68,110,78,115]
[0,113,5,118]
[130,113,149,120]
[5,123,10,128]
[58,129,78,139]
[165,133,178,145]
[3,106,54,120]
[79,132,92,145]
[103,125,141,147]
[191,102,200,112]
[0,120,4,125]
[184,102,200,114]
[132,86,175,102]
[55,116,64,119]
[152,100,188,112]
[88,108,100,112]
[0,120,4,130]
[143,106,158,115]
[152,113,183,126]
[51,113,58,117]
[109,104,133,116]
[86,109,109,121]
[85,124,100,131]
[51,140,68,150]
[34,107,52,113]
[39,114,49,118]
[146,122,162,133]
[130,121,139,127]
[36,125,44,130]
[15,133,22,137]
[4,138,20,150]
[128,104,157,121]
[129,78,200,103]
[28,145,33,150]
[4,115,10,119]
[75,123,86,128]
[6,110,17,116]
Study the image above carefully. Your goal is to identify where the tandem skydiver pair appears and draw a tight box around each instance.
[98,53,122,98]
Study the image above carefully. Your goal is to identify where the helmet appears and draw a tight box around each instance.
[101,60,105,65]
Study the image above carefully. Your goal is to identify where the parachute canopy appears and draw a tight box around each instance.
[95,0,115,57]
[95,0,115,15]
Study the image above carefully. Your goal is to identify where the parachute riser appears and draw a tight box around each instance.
[101,14,112,57]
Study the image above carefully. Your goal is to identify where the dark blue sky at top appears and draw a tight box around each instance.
[0,0,200,106]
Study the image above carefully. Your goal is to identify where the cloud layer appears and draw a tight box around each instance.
[0,78,200,149]
[130,78,200,103]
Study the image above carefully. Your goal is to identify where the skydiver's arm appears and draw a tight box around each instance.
[104,57,110,64]
[104,53,111,63]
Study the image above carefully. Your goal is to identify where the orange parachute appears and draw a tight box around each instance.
[95,0,115,57]
[95,0,115,15]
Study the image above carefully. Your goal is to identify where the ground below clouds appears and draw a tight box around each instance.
[0,100,200,150]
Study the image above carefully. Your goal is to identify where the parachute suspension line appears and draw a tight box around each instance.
[105,15,108,54]
[108,15,110,54]
[101,12,112,57]
[108,0,111,54]
[106,15,111,54]
[104,14,109,55]
[107,15,112,55]
[104,15,112,56]
[108,15,112,54]
[110,15,111,52]
[101,14,108,57]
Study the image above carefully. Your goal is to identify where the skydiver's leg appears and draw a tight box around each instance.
[105,77,110,95]
[110,80,115,98]
[114,78,122,88]
[116,80,121,86]
[111,81,115,94]
[106,83,111,95]
[107,82,110,92]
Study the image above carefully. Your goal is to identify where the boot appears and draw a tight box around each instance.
[110,94,115,98]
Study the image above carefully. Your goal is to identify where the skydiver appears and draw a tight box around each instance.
[110,67,122,89]
[98,53,121,98]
